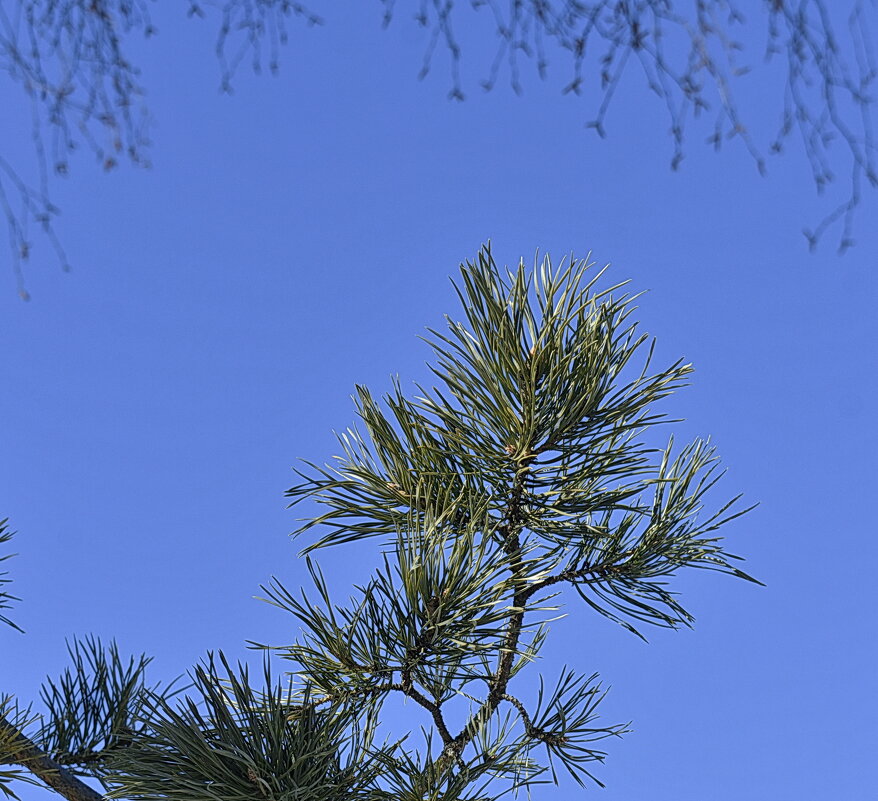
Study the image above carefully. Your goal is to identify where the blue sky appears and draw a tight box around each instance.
[2,3,876,799]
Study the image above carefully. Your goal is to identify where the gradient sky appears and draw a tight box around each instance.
[2,3,876,799]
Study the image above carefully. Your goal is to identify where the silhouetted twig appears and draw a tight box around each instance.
[384,0,878,254]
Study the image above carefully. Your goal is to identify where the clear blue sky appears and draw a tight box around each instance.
[2,3,876,799]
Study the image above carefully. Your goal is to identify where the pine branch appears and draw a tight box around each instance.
[0,522,22,633]
[439,449,539,768]
[0,716,104,801]
[275,242,756,795]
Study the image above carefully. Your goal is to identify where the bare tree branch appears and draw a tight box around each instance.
[385,0,878,253]
[4,1,874,284]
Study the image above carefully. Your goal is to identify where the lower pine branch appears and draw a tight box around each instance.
[0,715,105,801]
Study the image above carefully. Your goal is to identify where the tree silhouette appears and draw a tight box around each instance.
[2,1,876,295]
[389,0,877,252]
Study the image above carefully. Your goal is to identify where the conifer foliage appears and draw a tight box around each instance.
[1,244,757,800]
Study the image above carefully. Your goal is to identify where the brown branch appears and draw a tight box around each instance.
[437,450,632,769]
[296,605,457,747]
[499,693,565,746]
[400,684,455,747]
[400,615,455,747]
[440,468,531,767]
[0,715,105,801]
[522,551,635,602]
[298,668,456,747]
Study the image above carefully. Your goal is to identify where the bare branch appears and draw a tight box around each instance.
[384,1,878,251]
